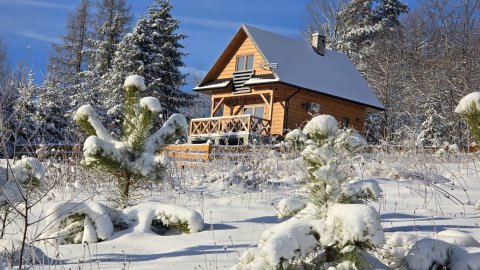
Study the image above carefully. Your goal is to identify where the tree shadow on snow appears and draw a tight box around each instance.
[204,223,237,230]
[239,216,280,224]
[384,224,477,233]
[381,213,452,222]
[65,243,256,264]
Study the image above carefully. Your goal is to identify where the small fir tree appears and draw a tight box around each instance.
[75,75,187,208]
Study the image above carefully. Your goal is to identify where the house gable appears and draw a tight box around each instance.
[200,27,273,85]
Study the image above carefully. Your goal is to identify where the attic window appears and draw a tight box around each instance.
[236,54,254,71]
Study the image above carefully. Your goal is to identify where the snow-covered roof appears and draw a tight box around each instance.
[241,24,384,110]
[194,79,231,91]
[244,77,280,86]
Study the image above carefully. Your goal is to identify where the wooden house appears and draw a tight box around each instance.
[189,24,384,145]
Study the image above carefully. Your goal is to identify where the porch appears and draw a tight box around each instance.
[188,115,271,145]
[188,90,274,145]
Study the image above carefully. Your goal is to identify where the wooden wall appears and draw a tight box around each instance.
[216,35,272,80]
[209,83,368,137]
[284,86,367,133]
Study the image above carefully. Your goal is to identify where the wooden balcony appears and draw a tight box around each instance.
[189,115,271,145]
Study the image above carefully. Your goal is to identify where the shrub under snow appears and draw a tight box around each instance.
[437,230,480,248]
[321,204,385,254]
[232,205,322,270]
[44,201,114,244]
[275,197,307,218]
[404,237,480,269]
[380,233,416,268]
[285,129,307,143]
[0,157,45,203]
[123,203,204,234]
[343,179,382,203]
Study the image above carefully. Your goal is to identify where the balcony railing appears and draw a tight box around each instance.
[189,115,271,137]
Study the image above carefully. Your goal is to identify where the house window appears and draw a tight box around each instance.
[243,105,265,118]
[342,117,350,128]
[236,54,254,71]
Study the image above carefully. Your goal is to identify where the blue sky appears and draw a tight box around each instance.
[0,0,416,89]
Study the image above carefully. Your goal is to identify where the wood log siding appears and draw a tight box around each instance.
[210,84,368,137]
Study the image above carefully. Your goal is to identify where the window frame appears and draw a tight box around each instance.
[235,54,254,71]
[243,105,265,119]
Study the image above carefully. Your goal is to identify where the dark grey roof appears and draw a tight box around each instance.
[242,24,384,110]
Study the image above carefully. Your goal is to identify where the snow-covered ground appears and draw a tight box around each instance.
[3,151,480,269]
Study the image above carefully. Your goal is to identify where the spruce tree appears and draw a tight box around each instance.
[101,0,189,115]
[75,75,187,208]
[90,0,132,76]
[11,69,40,145]
[35,77,77,143]
[335,0,378,57]
[374,0,409,29]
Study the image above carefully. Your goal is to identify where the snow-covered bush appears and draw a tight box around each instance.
[322,204,384,254]
[404,237,480,269]
[75,75,187,208]
[404,238,453,270]
[275,197,306,218]
[285,129,307,144]
[0,157,45,203]
[456,92,480,144]
[437,230,480,248]
[231,205,322,270]
[380,233,416,269]
[343,179,382,203]
[123,202,204,234]
[285,129,307,154]
[44,201,114,244]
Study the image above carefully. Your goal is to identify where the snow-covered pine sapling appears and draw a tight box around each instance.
[455,92,480,143]
[75,75,187,208]
[301,115,384,268]
[301,114,373,209]
[232,115,384,269]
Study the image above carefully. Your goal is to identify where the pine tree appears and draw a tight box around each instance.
[101,0,189,115]
[75,75,187,208]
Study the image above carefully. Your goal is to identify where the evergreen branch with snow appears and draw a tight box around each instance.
[456,92,480,144]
